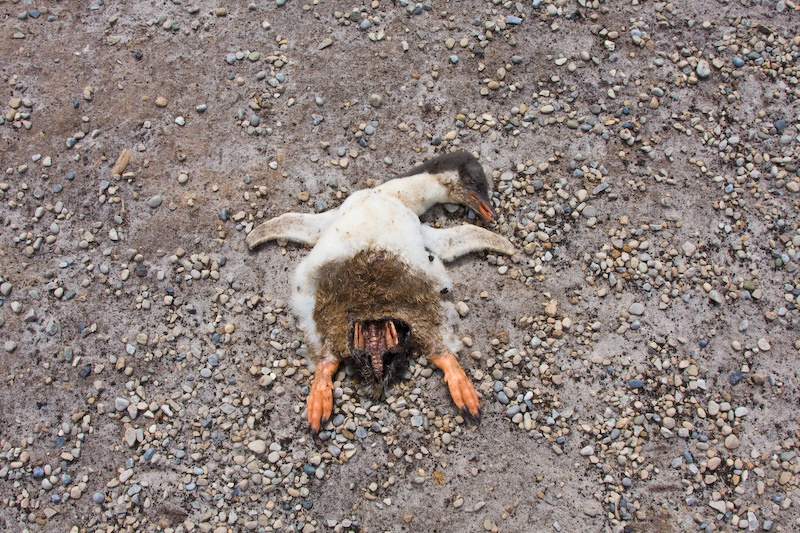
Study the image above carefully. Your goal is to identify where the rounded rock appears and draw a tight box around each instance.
[0,282,12,296]
[696,59,711,79]
[247,440,267,454]
[628,303,645,316]
[708,290,724,305]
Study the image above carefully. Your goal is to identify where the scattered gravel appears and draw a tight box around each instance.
[1,1,799,532]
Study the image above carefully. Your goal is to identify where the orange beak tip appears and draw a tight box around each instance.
[469,193,495,222]
[478,203,495,222]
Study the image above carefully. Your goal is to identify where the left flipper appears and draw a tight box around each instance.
[421,224,514,262]
[247,211,337,250]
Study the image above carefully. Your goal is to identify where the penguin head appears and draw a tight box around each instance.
[454,155,496,222]
[402,152,497,221]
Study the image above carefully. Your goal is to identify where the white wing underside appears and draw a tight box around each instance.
[246,211,338,249]
[421,224,515,262]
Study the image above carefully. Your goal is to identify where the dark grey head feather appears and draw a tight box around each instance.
[398,152,491,203]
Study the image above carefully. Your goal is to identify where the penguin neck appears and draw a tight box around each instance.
[378,172,456,215]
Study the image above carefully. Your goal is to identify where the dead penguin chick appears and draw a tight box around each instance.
[247,151,514,433]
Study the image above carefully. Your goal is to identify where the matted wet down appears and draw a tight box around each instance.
[1,1,799,532]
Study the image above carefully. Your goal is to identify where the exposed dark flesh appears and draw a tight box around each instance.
[349,318,411,395]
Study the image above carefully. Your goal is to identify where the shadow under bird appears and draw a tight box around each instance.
[247,152,515,433]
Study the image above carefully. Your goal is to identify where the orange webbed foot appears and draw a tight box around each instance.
[432,353,481,420]
[307,357,339,434]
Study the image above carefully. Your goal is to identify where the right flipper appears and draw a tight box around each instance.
[421,224,515,262]
[246,211,337,249]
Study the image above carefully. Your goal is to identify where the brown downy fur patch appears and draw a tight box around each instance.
[313,249,444,387]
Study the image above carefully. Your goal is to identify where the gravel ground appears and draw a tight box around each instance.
[1,0,800,532]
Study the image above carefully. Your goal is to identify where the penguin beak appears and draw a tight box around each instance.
[469,193,496,222]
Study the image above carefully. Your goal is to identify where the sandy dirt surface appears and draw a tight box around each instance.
[1,0,800,532]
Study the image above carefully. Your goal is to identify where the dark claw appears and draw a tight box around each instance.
[308,417,327,436]
[461,407,482,424]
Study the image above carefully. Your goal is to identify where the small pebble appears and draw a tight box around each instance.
[708,290,724,305]
[696,59,711,78]
[247,440,267,454]
[0,282,12,296]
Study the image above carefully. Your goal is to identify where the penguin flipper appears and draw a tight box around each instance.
[421,224,514,262]
[247,212,334,249]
